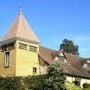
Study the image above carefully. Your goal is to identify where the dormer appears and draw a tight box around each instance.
[83,59,90,72]
[54,50,67,64]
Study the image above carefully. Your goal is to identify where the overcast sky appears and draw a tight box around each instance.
[0,0,90,57]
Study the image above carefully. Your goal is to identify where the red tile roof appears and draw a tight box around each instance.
[39,46,90,79]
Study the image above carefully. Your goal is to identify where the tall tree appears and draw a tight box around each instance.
[44,61,66,90]
[60,39,79,55]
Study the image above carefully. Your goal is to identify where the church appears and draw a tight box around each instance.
[0,10,90,86]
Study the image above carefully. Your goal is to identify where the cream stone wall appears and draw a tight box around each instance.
[66,76,90,88]
[15,40,40,76]
[66,76,75,83]
[0,48,16,76]
[39,65,47,74]
[80,79,90,88]
[0,51,4,76]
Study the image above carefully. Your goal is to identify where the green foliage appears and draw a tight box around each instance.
[24,75,46,90]
[65,81,82,90]
[0,75,90,90]
[0,77,21,90]
[45,61,66,90]
[83,83,90,90]
[60,39,79,55]
[0,76,46,90]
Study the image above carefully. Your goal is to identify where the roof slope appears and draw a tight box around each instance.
[39,46,56,64]
[39,46,90,79]
[2,12,40,43]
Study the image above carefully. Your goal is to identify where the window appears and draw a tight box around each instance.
[33,67,37,74]
[19,43,27,50]
[60,56,64,61]
[4,52,10,67]
[29,45,37,52]
[56,54,67,64]
[83,60,90,71]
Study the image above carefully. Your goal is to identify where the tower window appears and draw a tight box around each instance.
[33,67,37,74]
[19,43,27,50]
[29,45,37,52]
[4,52,10,67]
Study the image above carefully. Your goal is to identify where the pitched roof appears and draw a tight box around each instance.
[39,46,90,79]
[2,11,40,43]
[39,46,56,64]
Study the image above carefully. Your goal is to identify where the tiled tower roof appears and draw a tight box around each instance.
[2,11,40,43]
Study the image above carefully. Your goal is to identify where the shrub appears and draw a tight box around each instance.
[83,83,90,88]
[44,61,66,90]
[65,81,82,90]
[83,83,90,90]
[24,75,47,90]
[0,77,21,90]
[0,75,46,90]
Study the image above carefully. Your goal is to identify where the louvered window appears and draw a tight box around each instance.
[29,45,37,52]
[19,43,27,50]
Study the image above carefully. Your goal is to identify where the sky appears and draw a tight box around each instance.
[0,0,90,57]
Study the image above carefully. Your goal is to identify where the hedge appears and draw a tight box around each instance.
[0,75,47,90]
[0,75,65,90]
[0,77,21,90]
[1,76,90,90]
[23,75,47,90]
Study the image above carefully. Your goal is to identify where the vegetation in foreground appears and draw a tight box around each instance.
[0,62,89,90]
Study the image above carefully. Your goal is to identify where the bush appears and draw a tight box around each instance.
[0,77,21,90]
[24,75,47,90]
[83,83,90,90]
[0,75,46,90]
[65,81,82,90]
[83,83,90,88]
[45,61,66,90]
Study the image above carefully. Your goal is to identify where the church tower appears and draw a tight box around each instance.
[0,10,40,76]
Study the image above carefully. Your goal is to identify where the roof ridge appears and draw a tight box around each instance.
[40,45,57,51]
[15,14,20,37]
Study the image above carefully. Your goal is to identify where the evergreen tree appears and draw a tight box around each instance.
[44,61,66,90]
[60,39,79,55]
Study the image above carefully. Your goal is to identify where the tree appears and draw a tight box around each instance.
[60,39,79,55]
[44,61,66,90]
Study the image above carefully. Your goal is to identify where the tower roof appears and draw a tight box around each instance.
[2,10,40,43]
